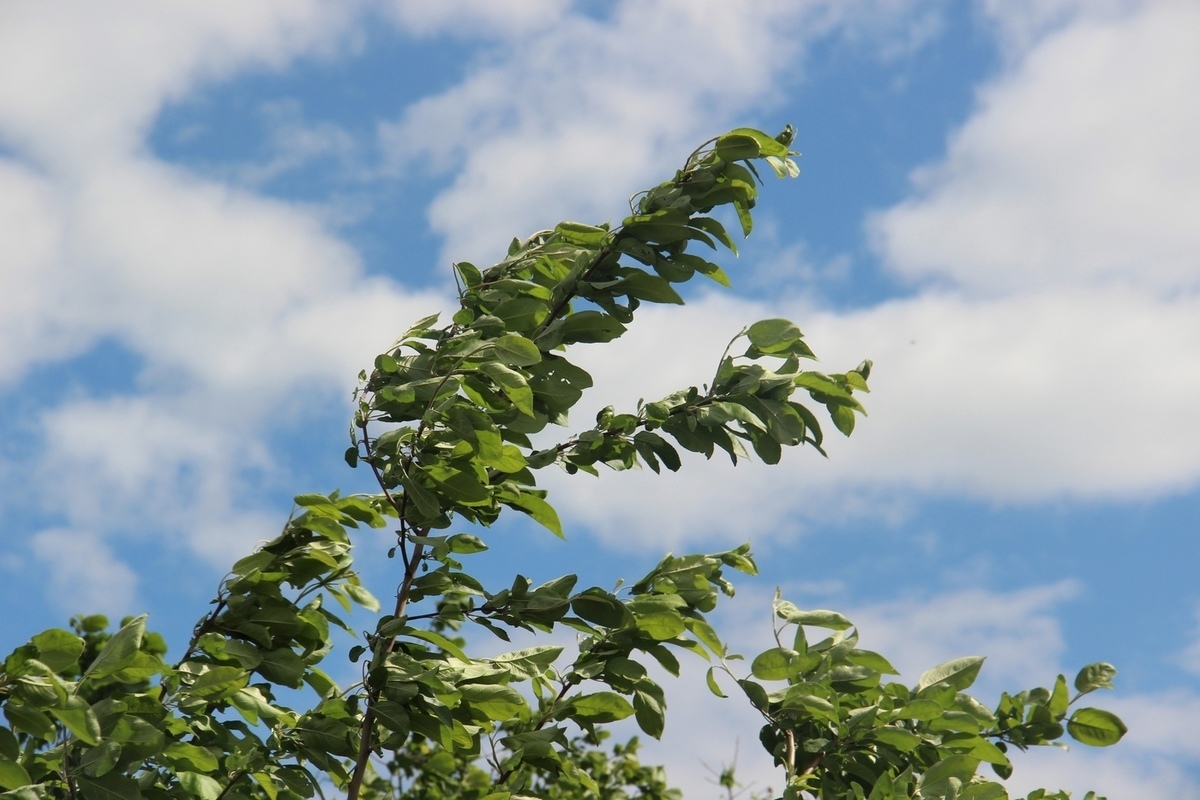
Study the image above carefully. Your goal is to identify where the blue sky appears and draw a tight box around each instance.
[2,1,1198,796]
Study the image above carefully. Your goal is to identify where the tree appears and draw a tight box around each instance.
[0,127,1124,800]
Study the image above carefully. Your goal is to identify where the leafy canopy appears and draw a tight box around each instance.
[0,127,1123,800]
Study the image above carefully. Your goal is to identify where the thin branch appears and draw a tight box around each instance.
[212,771,246,800]
[346,539,427,800]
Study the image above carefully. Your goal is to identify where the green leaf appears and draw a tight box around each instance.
[705,667,728,698]
[79,739,121,778]
[918,755,980,794]
[81,614,145,684]
[570,590,629,628]
[460,684,529,723]
[751,648,803,681]
[628,603,686,641]
[505,491,564,538]
[725,127,792,158]
[491,646,563,680]
[401,469,442,518]
[3,704,56,741]
[494,333,543,366]
[690,216,738,254]
[455,261,482,288]
[189,665,249,700]
[480,362,535,417]
[342,582,380,612]
[714,133,766,161]
[1074,662,1118,693]
[896,699,946,721]
[775,604,853,630]
[870,727,922,752]
[163,742,220,773]
[567,692,635,724]
[613,272,684,304]
[257,648,306,688]
[738,679,769,713]
[77,772,144,800]
[373,700,411,739]
[734,199,753,237]
[556,310,626,344]
[1049,673,1070,717]
[633,686,666,739]
[447,534,488,554]
[746,318,803,354]
[176,771,224,800]
[555,220,610,247]
[917,656,985,694]
[0,758,31,791]
[492,296,548,333]
[31,629,84,673]
[1067,708,1127,746]
[48,697,101,745]
[405,628,470,662]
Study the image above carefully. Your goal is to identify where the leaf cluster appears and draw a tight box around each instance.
[708,592,1125,800]
[0,126,1125,800]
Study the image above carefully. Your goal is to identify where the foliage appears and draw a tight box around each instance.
[0,127,1124,800]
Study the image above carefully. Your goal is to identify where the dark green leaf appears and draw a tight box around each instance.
[77,772,144,800]
[257,648,306,688]
[556,310,626,344]
[570,591,629,628]
[566,692,635,724]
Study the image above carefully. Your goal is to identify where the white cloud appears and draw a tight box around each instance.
[835,581,1079,690]
[1004,688,1200,798]
[383,0,572,38]
[0,159,80,383]
[32,529,139,618]
[638,580,1196,800]
[542,284,1200,550]
[978,0,1143,57]
[871,0,1200,294]
[378,0,944,267]
[0,3,446,611]
[0,1,360,164]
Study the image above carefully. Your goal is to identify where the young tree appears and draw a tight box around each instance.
[0,127,1124,800]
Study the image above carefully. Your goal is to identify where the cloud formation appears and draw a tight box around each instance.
[0,2,441,609]
[379,0,943,267]
[872,0,1200,295]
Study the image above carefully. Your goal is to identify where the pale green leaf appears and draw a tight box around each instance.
[917,656,985,694]
[1067,708,1127,746]
[81,615,145,684]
